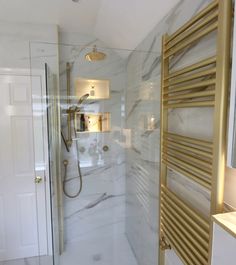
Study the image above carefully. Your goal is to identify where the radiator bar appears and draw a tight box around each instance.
[163,132,213,149]
[163,148,212,171]
[163,154,211,179]
[161,204,209,251]
[166,0,218,43]
[165,22,218,58]
[164,79,216,95]
[164,68,216,88]
[163,140,212,159]
[162,186,210,231]
[164,90,215,102]
[166,11,218,52]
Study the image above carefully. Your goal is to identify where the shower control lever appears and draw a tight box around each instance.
[35,176,43,184]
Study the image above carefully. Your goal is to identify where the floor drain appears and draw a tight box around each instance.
[92,253,102,262]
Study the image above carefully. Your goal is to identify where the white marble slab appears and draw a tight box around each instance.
[60,234,137,265]
[58,33,130,265]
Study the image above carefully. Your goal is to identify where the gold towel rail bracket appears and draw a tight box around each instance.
[160,236,171,251]
[159,0,232,264]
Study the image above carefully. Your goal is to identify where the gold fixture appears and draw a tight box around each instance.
[159,0,232,264]
[160,236,171,251]
[35,176,43,184]
[85,45,106,61]
[65,62,91,148]
[66,62,72,148]
[102,145,109,152]
[75,112,110,133]
[63,160,69,166]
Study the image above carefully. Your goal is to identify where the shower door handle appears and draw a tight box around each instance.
[35,176,43,184]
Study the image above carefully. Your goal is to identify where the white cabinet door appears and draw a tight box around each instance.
[0,72,49,261]
[212,213,236,265]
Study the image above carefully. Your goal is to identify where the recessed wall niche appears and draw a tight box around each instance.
[75,112,110,133]
[75,78,110,100]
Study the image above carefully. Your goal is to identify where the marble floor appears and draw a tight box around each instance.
[60,234,138,265]
[0,256,53,265]
[1,234,137,265]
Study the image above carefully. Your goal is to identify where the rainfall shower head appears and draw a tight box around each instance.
[85,45,106,61]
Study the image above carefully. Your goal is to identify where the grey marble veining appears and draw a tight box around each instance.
[57,32,135,264]
[140,0,214,81]
[125,0,213,265]
[65,192,125,219]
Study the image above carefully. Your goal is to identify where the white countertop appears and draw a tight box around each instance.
[212,212,236,239]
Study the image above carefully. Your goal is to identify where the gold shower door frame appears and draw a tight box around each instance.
[159,0,232,264]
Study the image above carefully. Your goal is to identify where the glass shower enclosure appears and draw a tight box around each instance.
[29,41,159,265]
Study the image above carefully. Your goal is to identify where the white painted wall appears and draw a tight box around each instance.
[225,167,236,208]
[0,21,60,263]
[0,21,58,69]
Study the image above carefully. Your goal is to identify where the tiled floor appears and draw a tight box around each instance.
[1,234,137,265]
[60,234,138,265]
[0,256,52,265]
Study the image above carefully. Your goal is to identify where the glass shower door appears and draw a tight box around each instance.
[29,41,159,265]
[29,40,62,265]
[44,64,63,265]
[31,65,57,265]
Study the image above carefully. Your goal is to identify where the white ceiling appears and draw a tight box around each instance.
[0,0,179,51]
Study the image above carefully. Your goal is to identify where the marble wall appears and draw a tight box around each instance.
[3,3,236,265]
[125,49,160,265]
[125,0,216,265]
[58,32,129,262]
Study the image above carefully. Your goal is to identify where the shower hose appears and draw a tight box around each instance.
[62,125,83,198]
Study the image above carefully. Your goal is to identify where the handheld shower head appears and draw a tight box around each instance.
[78,93,89,105]
[66,93,89,114]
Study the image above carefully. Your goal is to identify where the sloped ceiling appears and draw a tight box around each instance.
[0,0,179,51]
[95,0,179,51]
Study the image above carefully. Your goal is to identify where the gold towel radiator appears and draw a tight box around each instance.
[159,0,232,264]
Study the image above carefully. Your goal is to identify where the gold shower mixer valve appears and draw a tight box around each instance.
[66,140,72,147]
[63,160,69,167]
